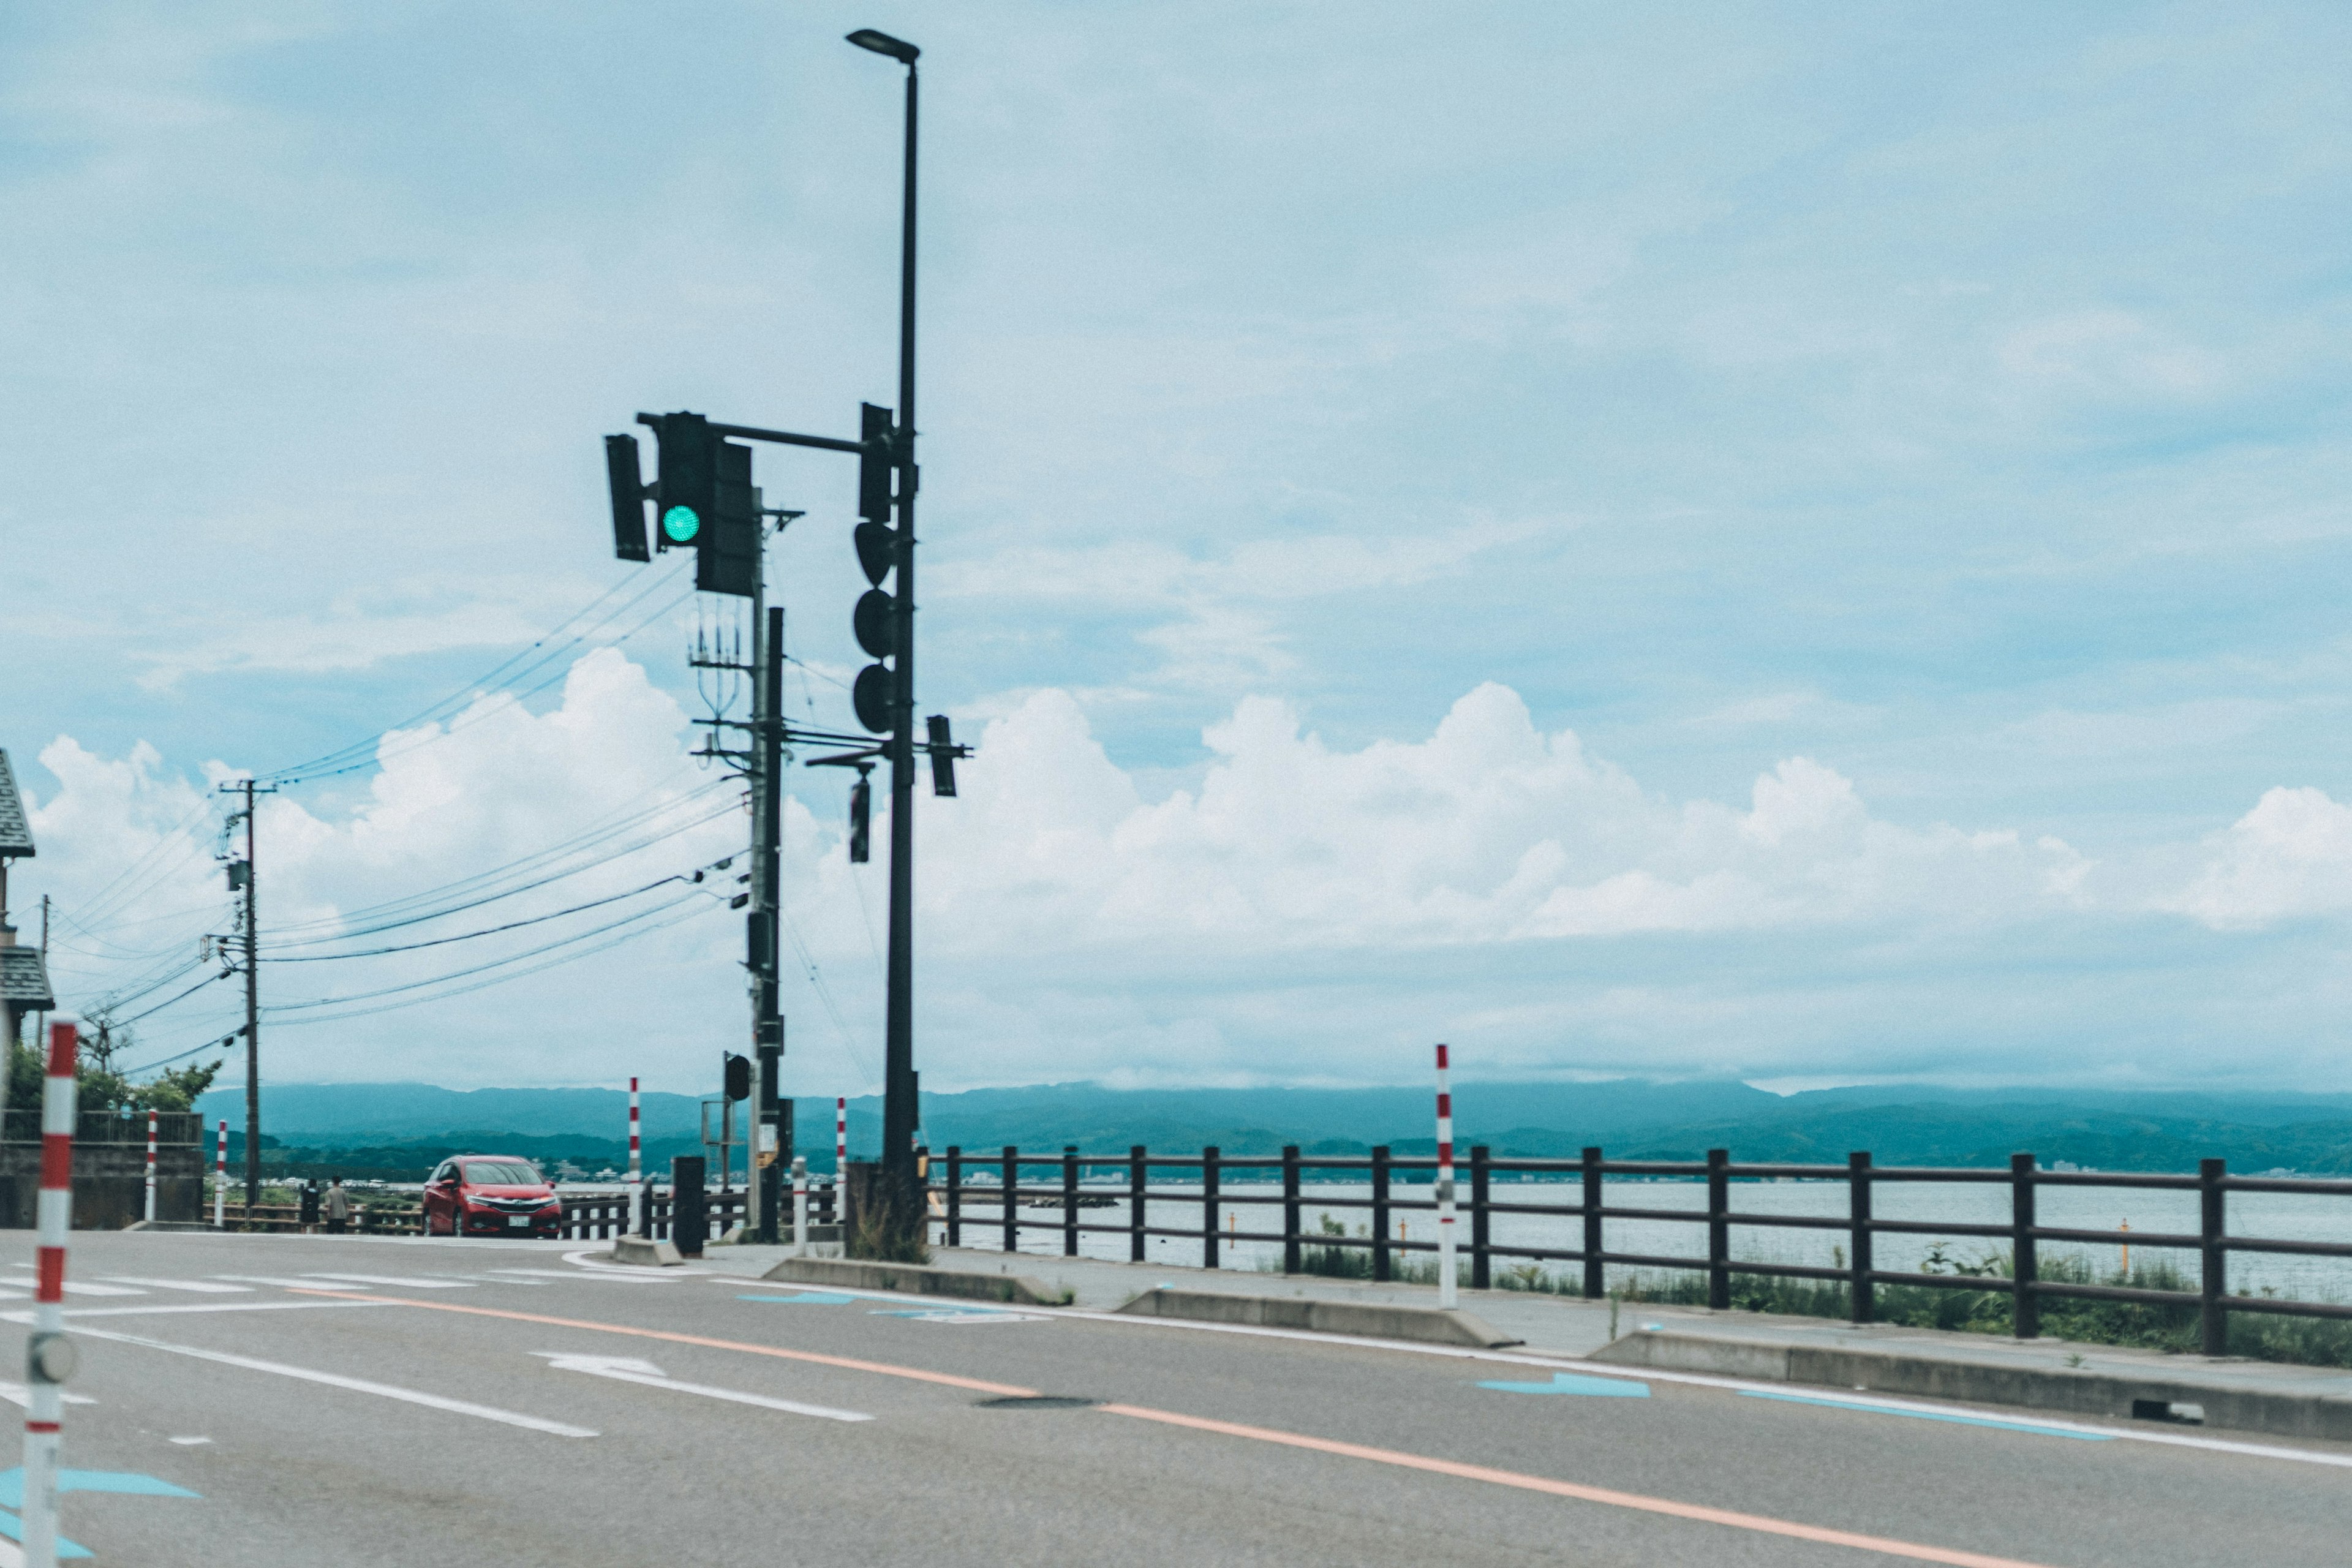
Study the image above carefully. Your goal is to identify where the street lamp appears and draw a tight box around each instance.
[846,26,924,1248]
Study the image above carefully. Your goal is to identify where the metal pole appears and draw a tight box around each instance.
[753,595,788,1242]
[143,1109,157,1224]
[792,1156,809,1256]
[239,782,261,1210]
[1434,1044,1457,1310]
[23,1019,80,1568]
[879,56,922,1237]
[214,1119,226,1229]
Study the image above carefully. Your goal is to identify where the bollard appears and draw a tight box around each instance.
[792,1156,809,1256]
[214,1119,227,1229]
[627,1076,644,1238]
[143,1109,158,1224]
[24,1020,81,1568]
[1434,1042,1458,1310]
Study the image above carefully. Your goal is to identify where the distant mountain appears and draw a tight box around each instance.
[194,1077,2352,1177]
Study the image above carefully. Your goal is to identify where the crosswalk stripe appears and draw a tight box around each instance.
[300,1273,476,1291]
[0,1279,145,1297]
[102,1276,254,1294]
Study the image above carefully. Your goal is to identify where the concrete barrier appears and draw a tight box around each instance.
[1591,1329,2352,1444]
[761,1256,1068,1305]
[611,1237,684,1267]
[1116,1287,1520,1348]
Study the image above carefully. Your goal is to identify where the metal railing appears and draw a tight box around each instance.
[931,1144,2352,1354]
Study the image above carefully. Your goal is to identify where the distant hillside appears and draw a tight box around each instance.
[195,1076,2352,1177]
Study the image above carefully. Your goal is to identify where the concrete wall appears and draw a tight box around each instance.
[0,1137,206,1229]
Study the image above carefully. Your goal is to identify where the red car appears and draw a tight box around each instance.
[421,1156,564,1238]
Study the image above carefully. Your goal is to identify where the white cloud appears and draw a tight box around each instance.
[2168,785,2352,928]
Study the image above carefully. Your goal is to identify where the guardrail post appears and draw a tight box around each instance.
[1706,1148,1731,1310]
[2200,1158,2227,1357]
[1063,1145,1080,1257]
[1202,1146,1221,1270]
[1001,1145,1018,1253]
[1281,1145,1302,1275]
[944,1147,962,1248]
[1371,1145,1392,1283]
[1130,1145,1148,1262]
[1469,1145,1491,1291]
[1581,1147,1605,1298]
[2010,1153,2038,1340]
[1848,1152,1873,1324]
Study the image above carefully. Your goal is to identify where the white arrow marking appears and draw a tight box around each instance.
[533,1352,872,1423]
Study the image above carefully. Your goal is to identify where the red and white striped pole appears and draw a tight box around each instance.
[627,1077,643,1238]
[24,1020,81,1568]
[834,1096,847,1222]
[143,1108,157,1224]
[213,1118,227,1229]
[1435,1042,1458,1310]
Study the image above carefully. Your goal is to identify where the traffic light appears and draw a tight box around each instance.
[927,715,958,798]
[848,774,872,862]
[654,412,715,552]
[702,440,759,597]
[723,1053,752,1102]
[851,403,899,734]
[605,435,650,562]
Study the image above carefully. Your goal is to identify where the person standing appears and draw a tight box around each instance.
[323,1177,352,1236]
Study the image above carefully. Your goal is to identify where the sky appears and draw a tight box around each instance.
[4,3,2351,1099]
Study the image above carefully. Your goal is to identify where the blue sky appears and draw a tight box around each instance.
[4,4,2351,1097]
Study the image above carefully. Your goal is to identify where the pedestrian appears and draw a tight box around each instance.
[298,1179,322,1234]
[323,1177,352,1235]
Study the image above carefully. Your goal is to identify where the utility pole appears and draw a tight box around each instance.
[219,778,274,1209]
[753,603,788,1241]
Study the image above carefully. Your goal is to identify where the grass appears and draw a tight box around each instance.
[1264,1218,2352,1370]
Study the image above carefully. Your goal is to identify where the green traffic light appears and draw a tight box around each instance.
[662,504,703,545]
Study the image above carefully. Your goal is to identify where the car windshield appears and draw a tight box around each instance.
[462,1161,543,1186]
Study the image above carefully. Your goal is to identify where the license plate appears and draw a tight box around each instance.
[507,1215,530,1227]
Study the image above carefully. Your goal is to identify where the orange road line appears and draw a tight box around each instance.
[283,1289,1036,1398]
[291,1287,2053,1565]
[1095,1403,2060,1568]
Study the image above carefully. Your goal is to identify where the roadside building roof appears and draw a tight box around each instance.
[0,948,53,1011]
[0,750,31,859]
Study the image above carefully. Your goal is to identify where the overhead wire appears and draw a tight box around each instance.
[259,861,733,962]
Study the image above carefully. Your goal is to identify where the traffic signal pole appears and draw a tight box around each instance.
[752,601,789,1240]
[879,52,922,1236]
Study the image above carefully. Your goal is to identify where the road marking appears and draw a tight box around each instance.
[0,1280,142,1298]
[559,1249,699,1278]
[285,1289,1036,1396]
[533,1353,872,1423]
[0,1468,200,1504]
[488,1268,674,1285]
[1741,1390,2116,1439]
[64,1324,598,1438]
[99,1277,252,1295]
[300,1273,476,1290]
[214,1275,359,1289]
[1049,1308,2352,1471]
[1,1300,399,1324]
[0,1383,96,1411]
[737,1292,856,1305]
[168,1437,211,1446]
[869,1307,1047,1324]
[1097,1403,2057,1568]
[1479,1373,1649,1398]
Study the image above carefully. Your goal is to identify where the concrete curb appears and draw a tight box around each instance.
[121,1220,216,1234]
[760,1256,1069,1306]
[1117,1287,1521,1349]
[1591,1330,2352,1444]
[610,1237,684,1267]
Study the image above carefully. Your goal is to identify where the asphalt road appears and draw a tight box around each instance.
[3,1231,2346,1567]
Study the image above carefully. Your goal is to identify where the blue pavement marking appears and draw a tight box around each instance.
[0,1468,202,1505]
[1738,1390,2117,1439]
[0,1510,92,1559]
[737,1292,857,1305]
[1477,1373,1650,1398]
[869,1307,1037,1323]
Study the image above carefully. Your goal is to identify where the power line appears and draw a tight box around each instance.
[259,861,733,962]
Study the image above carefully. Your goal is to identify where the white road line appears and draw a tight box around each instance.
[559,1248,703,1278]
[101,1276,254,1294]
[72,1325,599,1438]
[215,1274,360,1289]
[2,1300,401,1323]
[489,1268,677,1283]
[0,1381,96,1410]
[0,1278,145,1297]
[300,1273,477,1290]
[534,1353,870,1423]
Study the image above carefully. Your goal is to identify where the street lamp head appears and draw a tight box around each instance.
[846,28,919,64]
